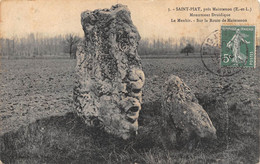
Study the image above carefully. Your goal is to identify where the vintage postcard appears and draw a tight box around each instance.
[0,0,259,163]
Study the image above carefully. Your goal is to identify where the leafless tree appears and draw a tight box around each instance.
[64,34,80,59]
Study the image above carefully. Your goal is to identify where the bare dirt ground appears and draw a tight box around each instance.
[0,56,259,163]
[0,59,75,135]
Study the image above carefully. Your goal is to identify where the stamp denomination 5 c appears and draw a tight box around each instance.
[221,26,256,68]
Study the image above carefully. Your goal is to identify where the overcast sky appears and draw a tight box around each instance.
[0,0,259,43]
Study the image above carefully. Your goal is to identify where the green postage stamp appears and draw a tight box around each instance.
[221,26,256,68]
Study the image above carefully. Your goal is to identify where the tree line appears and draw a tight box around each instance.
[0,33,80,59]
[0,33,201,59]
[138,37,201,56]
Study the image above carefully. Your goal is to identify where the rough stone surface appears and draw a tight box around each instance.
[73,4,144,139]
[163,75,217,144]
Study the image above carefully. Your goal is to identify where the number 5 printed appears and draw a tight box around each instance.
[223,54,229,63]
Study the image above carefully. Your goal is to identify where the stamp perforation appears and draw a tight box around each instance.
[220,25,256,68]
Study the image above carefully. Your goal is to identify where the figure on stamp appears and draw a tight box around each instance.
[226,29,250,63]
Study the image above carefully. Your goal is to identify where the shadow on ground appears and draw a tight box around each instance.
[0,112,133,163]
[0,94,259,163]
[0,100,213,164]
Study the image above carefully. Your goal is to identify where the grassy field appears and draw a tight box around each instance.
[0,57,259,163]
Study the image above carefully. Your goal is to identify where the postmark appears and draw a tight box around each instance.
[200,30,242,77]
[221,26,256,68]
[200,26,256,77]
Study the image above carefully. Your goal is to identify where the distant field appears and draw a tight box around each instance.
[0,57,259,163]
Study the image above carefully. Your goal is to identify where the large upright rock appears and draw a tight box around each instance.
[73,4,145,139]
[163,75,216,145]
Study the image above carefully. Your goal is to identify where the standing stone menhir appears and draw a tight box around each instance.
[73,4,145,139]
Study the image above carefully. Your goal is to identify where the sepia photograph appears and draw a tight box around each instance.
[0,0,259,163]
